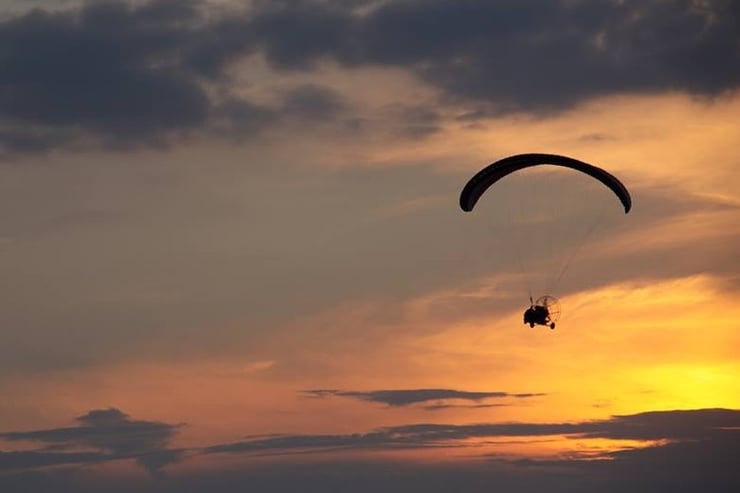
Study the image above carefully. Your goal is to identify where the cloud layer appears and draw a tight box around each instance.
[2,0,738,155]
[1,407,737,492]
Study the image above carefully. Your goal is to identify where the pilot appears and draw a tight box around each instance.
[523,304,549,327]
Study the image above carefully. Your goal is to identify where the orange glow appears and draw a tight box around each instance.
[1,91,738,475]
[400,274,740,421]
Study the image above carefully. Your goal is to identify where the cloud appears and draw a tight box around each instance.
[2,446,738,493]
[0,0,211,150]
[0,450,108,472]
[7,408,736,465]
[302,388,545,407]
[580,408,740,441]
[0,0,344,155]
[2,408,180,454]
[279,83,348,119]
[421,403,506,411]
[2,0,738,156]
[512,418,740,492]
[196,408,740,458]
[1,408,737,492]
[590,433,740,491]
[0,408,184,476]
[251,0,740,111]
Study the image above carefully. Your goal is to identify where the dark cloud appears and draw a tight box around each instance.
[581,408,740,441]
[2,448,738,493]
[280,84,348,119]
[422,403,506,411]
[1,408,737,492]
[3,0,739,156]
[0,450,107,472]
[248,0,353,71]
[589,432,740,492]
[203,431,431,455]
[256,0,740,112]
[512,426,740,492]
[197,408,740,458]
[0,408,183,476]
[0,0,341,155]
[210,97,277,138]
[0,0,211,148]
[302,388,544,406]
[2,408,181,455]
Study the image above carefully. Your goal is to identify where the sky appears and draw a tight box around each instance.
[0,0,739,491]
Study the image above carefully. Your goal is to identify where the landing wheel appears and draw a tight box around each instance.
[529,322,535,328]
[550,323,556,330]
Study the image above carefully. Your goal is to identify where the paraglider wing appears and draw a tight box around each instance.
[459,153,632,213]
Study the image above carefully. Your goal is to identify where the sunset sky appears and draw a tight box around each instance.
[1,1,739,491]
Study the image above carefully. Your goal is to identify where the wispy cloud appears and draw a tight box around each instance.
[422,403,507,411]
[196,408,739,459]
[301,388,545,407]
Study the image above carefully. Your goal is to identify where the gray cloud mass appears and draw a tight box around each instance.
[0,408,183,476]
[1,0,738,155]
[1,408,737,492]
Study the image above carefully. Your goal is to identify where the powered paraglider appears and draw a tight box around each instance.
[460,153,632,330]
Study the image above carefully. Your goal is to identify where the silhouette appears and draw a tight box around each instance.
[523,296,559,330]
[459,153,633,332]
[459,153,632,214]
